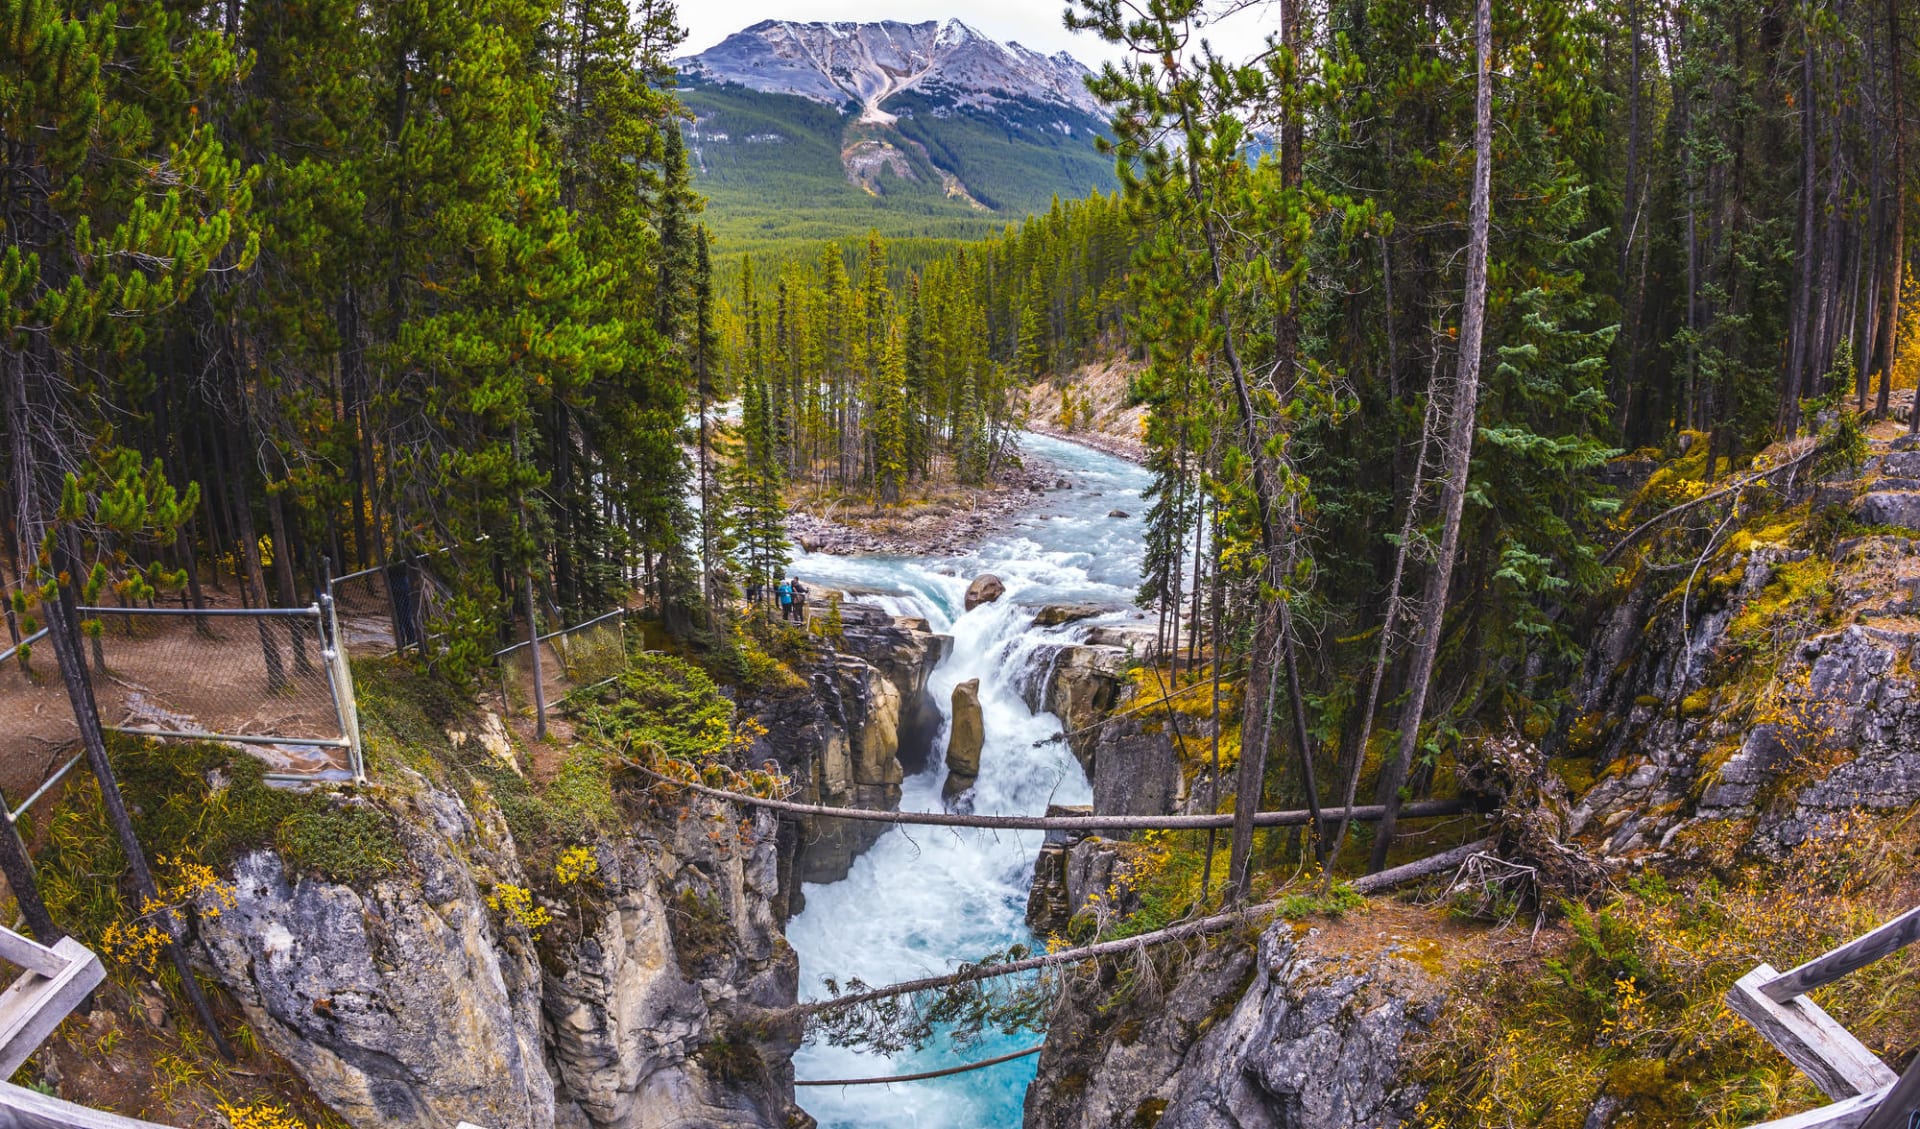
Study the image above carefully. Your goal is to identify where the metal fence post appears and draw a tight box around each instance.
[322,563,368,782]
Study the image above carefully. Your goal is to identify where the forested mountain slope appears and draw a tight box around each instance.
[677,20,1117,251]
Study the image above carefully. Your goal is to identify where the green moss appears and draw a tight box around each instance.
[669,889,733,977]
[1726,557,1835,653]
[30,736,392,945]
[274,807,403,883]
[697,1040,766,1084]
[1549,756,1599,798]
[1133,1098,1169,1127]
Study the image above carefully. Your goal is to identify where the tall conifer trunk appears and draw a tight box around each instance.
[1369,0,1494,873]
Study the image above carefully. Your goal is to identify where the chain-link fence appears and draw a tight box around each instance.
[496,609,627,720]
[0,628,82,827]
[76,604,361,782]
[329,556,453,659]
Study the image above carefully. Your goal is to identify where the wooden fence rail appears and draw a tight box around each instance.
[1730,904,1920,1129]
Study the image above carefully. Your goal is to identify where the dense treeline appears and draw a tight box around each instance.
[1059,0,1915,884]
[3,0,722,679]
[7,0,1915,894]
[719,193,1133,571]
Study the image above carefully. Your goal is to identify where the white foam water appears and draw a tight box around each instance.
[786,435,1152,1129]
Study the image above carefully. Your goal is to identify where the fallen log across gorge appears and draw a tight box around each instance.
[788,838,1494,1017]
[796,1044,1044,1086]
[626,761,1478,832]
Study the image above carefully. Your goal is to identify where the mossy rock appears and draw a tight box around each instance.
[275,806,405,884]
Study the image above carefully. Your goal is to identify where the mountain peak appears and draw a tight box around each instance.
[679,18,1103,118]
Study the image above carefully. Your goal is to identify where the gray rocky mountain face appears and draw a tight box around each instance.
[678,19,1101,119]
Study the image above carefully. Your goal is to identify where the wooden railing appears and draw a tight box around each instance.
[0,929,103,1082]
[1729,905,1920,1129]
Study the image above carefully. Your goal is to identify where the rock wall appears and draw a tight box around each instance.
[739,604,949,893]
[1023,640,1190,821]
[1025,913,1449,1129]
[1568,529,1920,861]
[196,767,810,1129]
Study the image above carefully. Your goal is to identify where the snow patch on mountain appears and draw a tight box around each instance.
[678,18,1104,118]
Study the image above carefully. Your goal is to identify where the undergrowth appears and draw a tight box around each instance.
[29,737,402,945]
[1412,816,1920,1129]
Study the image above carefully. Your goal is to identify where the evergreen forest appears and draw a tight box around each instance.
[4,0,1920,1120]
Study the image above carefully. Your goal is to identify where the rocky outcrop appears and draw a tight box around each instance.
[738,604,949,891]
[1034,604,1104,627]
[196,771,808,1129]
[1569,497,1920,859]
[542,810,802,1129]
[1022,643,1191,823]
[1025,910,1452,1129]
[1026,829,1135,936]
[1026,643,1128,770]
[943,678,984,799]
[199,790,553,1129]
[836,601,951,774]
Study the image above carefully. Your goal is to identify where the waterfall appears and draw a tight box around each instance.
[784,434,1152,1129]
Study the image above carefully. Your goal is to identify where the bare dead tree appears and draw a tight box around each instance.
[1369,0,1495,874]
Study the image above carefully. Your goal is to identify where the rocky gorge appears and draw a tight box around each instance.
[170,598,954,1129]
[45,430,1920,1129]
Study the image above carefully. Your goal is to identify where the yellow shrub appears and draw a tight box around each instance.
[554,845,600,888]
[217,1101,310,1129]
[487,883,552,939]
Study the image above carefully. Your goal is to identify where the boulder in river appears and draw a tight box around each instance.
[1107,509,1130,518]
[965,573,1005,611]
[943,679,984,799]
[1034,604,1104,627]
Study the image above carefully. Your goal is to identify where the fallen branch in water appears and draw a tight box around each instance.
[795,1043,1043,1086]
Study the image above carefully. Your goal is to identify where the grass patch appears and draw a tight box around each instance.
[274,807,403,884]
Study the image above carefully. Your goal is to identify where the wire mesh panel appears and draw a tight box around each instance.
[77,606,352,779]
[329,567,399,657]
[0,630,80,819]
[327,556,455,658]
[554,611,627,688]
[497,610,627,720]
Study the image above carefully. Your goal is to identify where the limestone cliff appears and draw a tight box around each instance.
[1025,908,1463,1129]
[195,763,808,1129]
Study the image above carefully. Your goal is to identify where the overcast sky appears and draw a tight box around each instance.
[677,2,1284,70]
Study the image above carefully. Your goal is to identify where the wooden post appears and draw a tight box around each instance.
[525,573,547,743]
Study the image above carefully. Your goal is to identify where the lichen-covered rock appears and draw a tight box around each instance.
[1851,489,1920,531]
[1026,913,1448,1129]
[1569,533,1920,860]
[198,783,555,1129]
